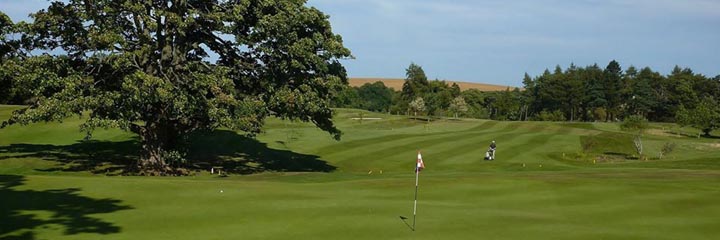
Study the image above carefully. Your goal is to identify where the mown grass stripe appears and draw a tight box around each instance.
[332,123,532,171]
[320,121,512,159]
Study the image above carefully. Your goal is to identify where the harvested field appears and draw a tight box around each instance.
[349,77,519,91]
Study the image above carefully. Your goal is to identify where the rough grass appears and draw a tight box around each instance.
[1,106,719,239]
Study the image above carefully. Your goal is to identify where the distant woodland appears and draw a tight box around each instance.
[332,62,720,134]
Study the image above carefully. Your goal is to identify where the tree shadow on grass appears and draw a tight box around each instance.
[600,152,640,160]
[0,175,131,240]
[0,130,335,175]
[186,130,336,174]
[603,152,631,158]
[0,140,139,175]
[661,130,720,139]
[408,117,438,122]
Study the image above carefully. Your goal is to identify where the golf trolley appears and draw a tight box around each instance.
[484,148,496,160]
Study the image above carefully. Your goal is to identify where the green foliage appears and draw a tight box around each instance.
[524,62,717,123]
[536,110,566,121]
[0,60,16,103]
[628,67,660,116]
[458,89,490,119]
[563,65,585,121]
[603,60,623,120]
[331,86,360,108]
[620,115,649,133]
[675,105,691,128]
[584,64,607,118]
[0,12,28,104]
[450,82,461,97]
[675,97,720,136]
[488,88,521,120]
[424,80,453,116]
[0,11,21,60]
[0,1,351,174]
[535,70,563,115]
[388,91,406,115]
[592,107,607,122]
[650,66,715,122]
[532,64,586,121]
[383,66,465,117]
[355,82,393,112]
[667,66,700,109]
[520,73,535,121]
[400,63,429,102]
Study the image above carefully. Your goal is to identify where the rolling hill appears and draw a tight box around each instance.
[349,77,519,91]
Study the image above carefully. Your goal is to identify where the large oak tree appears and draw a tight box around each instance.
[0,0,350,175]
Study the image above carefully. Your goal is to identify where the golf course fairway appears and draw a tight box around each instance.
[1,107,719,239]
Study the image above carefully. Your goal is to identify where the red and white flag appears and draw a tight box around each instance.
[416,152,425,172]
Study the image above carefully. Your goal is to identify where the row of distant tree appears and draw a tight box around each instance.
[332,62,720,135]
[332,63,492,119]
[332,63,536,120]
[523,61,719,122]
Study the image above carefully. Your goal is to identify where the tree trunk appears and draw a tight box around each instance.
[136,121,176,175]
[140,140,168,174]
[606,111,611,122]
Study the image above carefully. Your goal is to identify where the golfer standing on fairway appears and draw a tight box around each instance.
[485,140,497,160]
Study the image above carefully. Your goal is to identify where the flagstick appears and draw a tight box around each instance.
[412,166,419,231]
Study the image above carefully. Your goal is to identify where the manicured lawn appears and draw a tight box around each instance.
[1,107,719,239]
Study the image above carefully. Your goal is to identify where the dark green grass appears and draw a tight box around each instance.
[1,106,719,239]
[2,171,719,240]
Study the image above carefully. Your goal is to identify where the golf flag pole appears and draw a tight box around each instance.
[413,151,425,231]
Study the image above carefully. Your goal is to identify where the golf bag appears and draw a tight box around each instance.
[484,148,495,160]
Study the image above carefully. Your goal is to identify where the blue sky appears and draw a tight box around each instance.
[3,0,719,86]
[308,0,720,86]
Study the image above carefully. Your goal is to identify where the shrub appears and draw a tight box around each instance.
[593,108,607,121]
[659,142,676,159]
[537,110,566,121]
[620,115,649,133]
